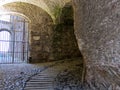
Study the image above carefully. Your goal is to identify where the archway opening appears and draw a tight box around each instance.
[0,14,29,63]
[0,31,10,52]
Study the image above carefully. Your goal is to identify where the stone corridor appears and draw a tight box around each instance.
[0,58,83,90]
[0,0,120,89]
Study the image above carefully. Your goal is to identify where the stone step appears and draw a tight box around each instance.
[25,65,60,90]
[24,72,54,90]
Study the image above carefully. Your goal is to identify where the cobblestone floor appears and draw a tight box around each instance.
[0,57,83,90]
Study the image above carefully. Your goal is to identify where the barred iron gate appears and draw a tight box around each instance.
[0,15,29,64]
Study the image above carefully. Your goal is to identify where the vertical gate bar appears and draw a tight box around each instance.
[5,42,6,63]
[27,22,29,63]
[23,19,25,62]
[12,17,15,63]
[3,33,6,61]
[3,32,5,63]
[5,41,6,63]
[6,33,8,63]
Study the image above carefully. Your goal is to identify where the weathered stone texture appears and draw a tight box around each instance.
[73,0,120,64]
[52,5,81,60]
[30,22,53,62]
[73,0,120,89]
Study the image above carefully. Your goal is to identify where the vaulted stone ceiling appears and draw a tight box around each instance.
[0,0,71,23]
[1,2,53,23]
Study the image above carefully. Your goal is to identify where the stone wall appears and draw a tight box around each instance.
[30,12,81,62]
[73,0,120,89]
[28,3,81,63]
[52,4,81,60]
[30,17,53,63]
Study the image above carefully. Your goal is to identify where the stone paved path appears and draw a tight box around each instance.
[0,58,83,90]
[24,73,54,90]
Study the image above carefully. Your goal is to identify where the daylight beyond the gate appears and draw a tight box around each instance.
[0,15,28,63]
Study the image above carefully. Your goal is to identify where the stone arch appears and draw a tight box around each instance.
[0,0,53,21]
[0,12,31,23]
[0,0,72,23]
[1,2,53,24]
[0,28,11,32]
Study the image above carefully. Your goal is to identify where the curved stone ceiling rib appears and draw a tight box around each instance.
[0,11,31,22]
[0,2,53,24]
[0,0,71,23]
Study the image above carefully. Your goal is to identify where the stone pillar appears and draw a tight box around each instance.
[73,0,120,89]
